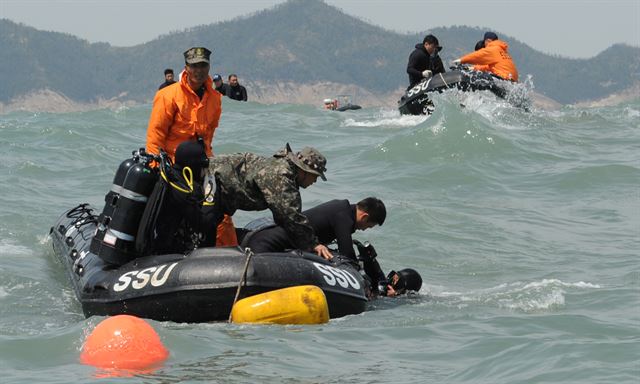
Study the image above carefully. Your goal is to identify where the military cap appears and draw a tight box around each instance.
[184,47,211,65]
[285,143,327,181]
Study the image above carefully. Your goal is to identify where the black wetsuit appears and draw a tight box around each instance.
[406,43,445,88]
[158,80,176,90]
[215,83,228,96]
[227,84,248,101]
[246,199,358,260]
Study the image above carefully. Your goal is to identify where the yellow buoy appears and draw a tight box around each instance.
[231,285,329,325]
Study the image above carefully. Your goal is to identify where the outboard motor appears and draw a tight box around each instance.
[90,148,158,265]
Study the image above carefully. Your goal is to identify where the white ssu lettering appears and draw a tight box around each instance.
[113,262,178,292]
[313,262,360,290]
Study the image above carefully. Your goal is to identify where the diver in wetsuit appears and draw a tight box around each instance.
[354,239,422,298]
[245,197,386,262]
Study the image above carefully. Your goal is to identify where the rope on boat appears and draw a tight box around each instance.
[228,247,254,322]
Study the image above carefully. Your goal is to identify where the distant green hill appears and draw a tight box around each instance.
[1,0,638,105]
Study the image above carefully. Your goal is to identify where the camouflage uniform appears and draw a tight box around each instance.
[208,146,325,250]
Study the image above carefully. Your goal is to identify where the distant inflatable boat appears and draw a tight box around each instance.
[323,95,362,112]
[398,68,508,115]
[50,204,367,323]
[336,104,362,112]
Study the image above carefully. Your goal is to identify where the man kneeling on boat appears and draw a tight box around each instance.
[140,142,331,259]
[205,143,333,259]
[243,197,386,262]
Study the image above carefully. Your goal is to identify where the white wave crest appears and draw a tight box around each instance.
[0,239,32,256]
[342,108,428,128]
[432,278,600,312]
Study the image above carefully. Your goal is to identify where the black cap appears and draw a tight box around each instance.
[212,74,222,81]
[397,268,422,292]
[174,140,209,170]
[484,32,498,41]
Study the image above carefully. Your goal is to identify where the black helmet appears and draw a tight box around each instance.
[396,268,423,292]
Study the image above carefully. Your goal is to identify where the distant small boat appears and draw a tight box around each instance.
[323,95,362,112]
[398,68,508,115]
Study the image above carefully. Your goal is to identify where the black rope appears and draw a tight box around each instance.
[66,203,98,229]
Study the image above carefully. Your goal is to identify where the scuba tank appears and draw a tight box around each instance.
[90,148,158,265]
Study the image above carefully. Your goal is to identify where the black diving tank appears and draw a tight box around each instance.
[90,149,157,265]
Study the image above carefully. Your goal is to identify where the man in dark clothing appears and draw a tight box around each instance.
[406,34,445,88]
[158,68,176,90]
[212,73,227,95]
[245,197,386,262]
[207,143,332,259]
[226,74,248,101]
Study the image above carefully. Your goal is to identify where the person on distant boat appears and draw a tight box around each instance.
[158,68,176,90]
[212,73,227,96]
[323,98,337,110]
[244,197,387,262]
[452,32,519,82]
[145,47,236,247]
[406,34,446,88]
[206,144,333,259]
[226,74,248,101]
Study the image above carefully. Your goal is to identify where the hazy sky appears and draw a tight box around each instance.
[2,0,639,58]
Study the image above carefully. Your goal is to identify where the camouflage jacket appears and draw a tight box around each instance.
[208,151,318,250]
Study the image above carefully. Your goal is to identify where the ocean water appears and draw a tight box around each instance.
[0,90,638,383]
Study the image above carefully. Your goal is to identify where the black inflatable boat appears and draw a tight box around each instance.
[50,204,368,323]
[398,67,508,115]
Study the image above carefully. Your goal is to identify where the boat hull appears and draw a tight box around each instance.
[398,69,508,115]
[50,204,368,323]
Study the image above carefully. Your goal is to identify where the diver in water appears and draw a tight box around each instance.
[354,239,422,298]
[406,34,446,89]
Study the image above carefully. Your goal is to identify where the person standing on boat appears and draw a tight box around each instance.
[146,47,236,246]
[212,73,227,96]
[207,144,333,260]
[406,34,446,89]
[452,32,519,82]
[226,74,248,101]
[158,68,176,90]
[147,47,220,160]
[244,197,386,262]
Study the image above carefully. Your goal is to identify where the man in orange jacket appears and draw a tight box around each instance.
[452,32,519,82]
[146,46,237,246]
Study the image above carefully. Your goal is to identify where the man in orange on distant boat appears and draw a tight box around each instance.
[145,46,237,246]
[452,32,519,82]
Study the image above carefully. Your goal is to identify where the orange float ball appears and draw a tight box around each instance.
[80,315,169,370]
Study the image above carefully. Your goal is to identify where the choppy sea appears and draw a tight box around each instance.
[0,89,638,383]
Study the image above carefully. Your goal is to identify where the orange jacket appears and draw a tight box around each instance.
[460,40,519,82]
[146,73,236,246]
[146,72,222,160]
